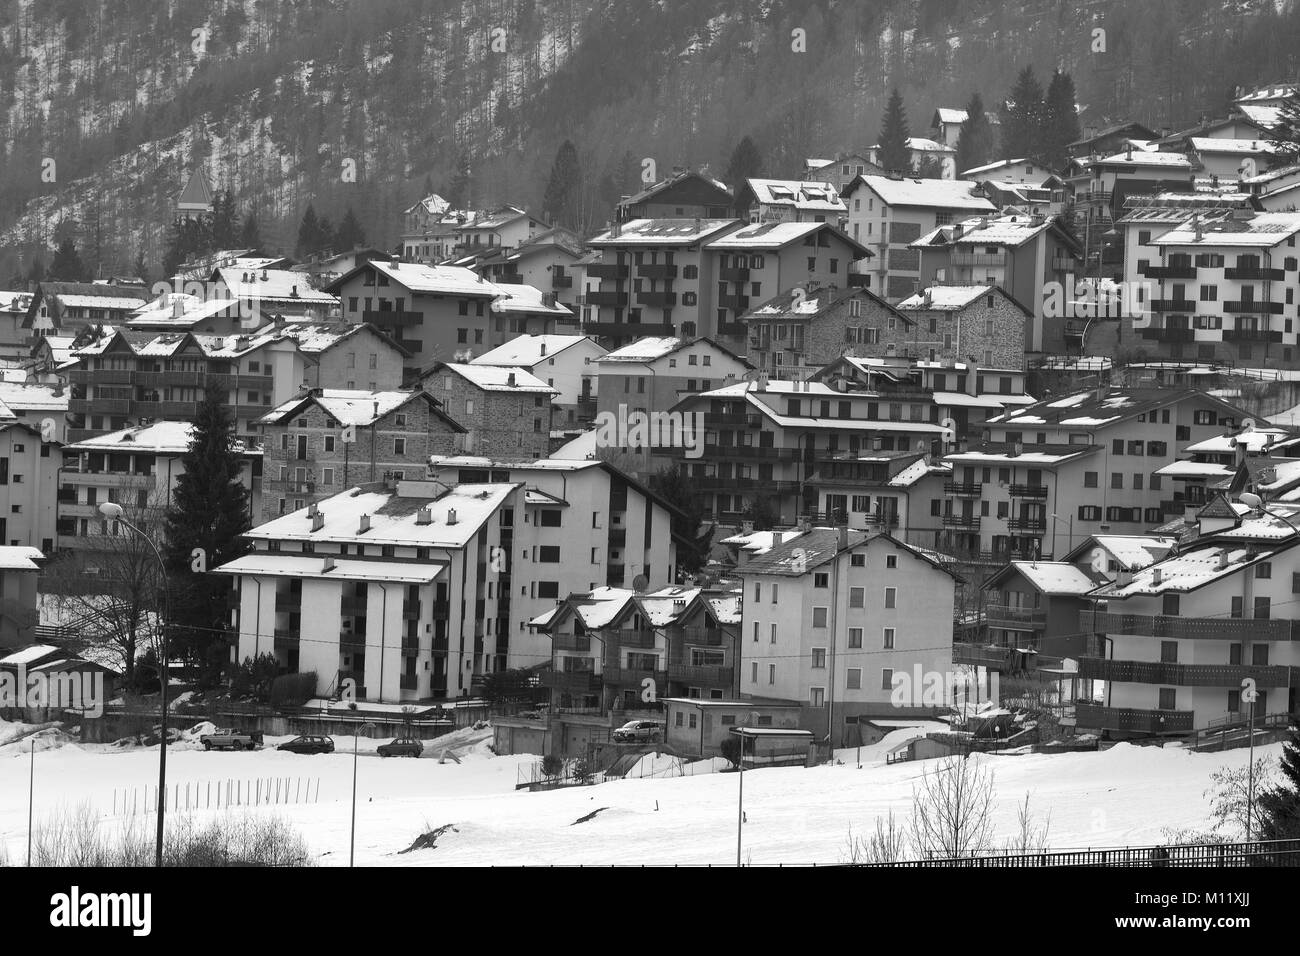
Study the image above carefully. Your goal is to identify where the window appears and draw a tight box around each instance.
[849,587,864,608]
[883,627,895,649]
[770,623,777,644]
[324,436,336,453]
[768,664,776,685]
[848,627,862,648]
[751,662,758,682]
[1256,562,1272,579]
[847,668,862,690]
[811,648,827,669]
[1084,472,1098,488]
[879,669,892,691]
[885,554,898,569]
[850,553,866,567]
[1255,597,1271,620]
[538,546,560,563]
[1253,644,1270,665]
[812,607,828,628]
[771,584,778,603]
[1159,688,1177,711]
[884,587,896,609]
[1160,641,1178,663]
[394,438,406,456]
[814,572,829,588]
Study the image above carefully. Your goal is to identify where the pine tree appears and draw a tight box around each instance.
[134,248,149,285]
[724,134,763,192]
[210,189,241,250]
[1041,69,1081,170]
[295,203,322,258]
[448,152,472,209]
[1000,66,1045,162]
[162,383,251,685]
[239,211,262,251]
[26,255,45,283]
[1259,724,1300,840]
[335,206,366,250]
[49,237,87,281]
[163,216,212,277]
[542,139,582,229]
[877,87,911,174]
[316,216,336,255]
[955,92,995,176]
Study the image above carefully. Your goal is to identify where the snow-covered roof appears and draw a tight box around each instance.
[213,554,446,584]
[1185,137,1279,155]
[56,294,147,310]
[599,337,691,363]
[906,137,954,154]
[588,219,740,246]
[1095,150,1194,168]
[366,261,497,297]
[437,363,557,394]
[743,178,846,212]
[64,420,259,455]
[960,157,1032,177]
[706,221,842,250]
[470,334,600,368]
[720,529,808,555]
[487,283,572,316]
[1087,535,1179,571]
[0,382,68,412]
[848,175,996,211]
[0,643,60,666]
[260,389,424,427]
[1155,211,1300,247]
[1184,429,1295,454]
[1153,459,1235,478]
[1007,561,1105,596]
[212,267,338,304]
[0,545,43,571]
[897,286,995,310]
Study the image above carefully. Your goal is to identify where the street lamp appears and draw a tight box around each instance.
[99,500,169,867]
[350,720,378,866]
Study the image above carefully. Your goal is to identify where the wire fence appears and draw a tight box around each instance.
[854,837,1300,868]
[112,777,322,817]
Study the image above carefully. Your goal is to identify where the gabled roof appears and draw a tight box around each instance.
[598,335,750,367]
[326,260,498,298]
[259,389,465,433]
[743,284,906,323]
[588,219,741,246]
[423,362,558,394]
[842,175,996,211]
[897,284,1034,317]
[982,560,1107,596]
[177,170,213,211]
[705,220,870,257]
[617,171,733,208]
[987,387,1249,431]
[470,334,603,369]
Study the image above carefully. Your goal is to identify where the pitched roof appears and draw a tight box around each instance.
[844,175,996,211]
[588,219,741,246]
[429,363,558,393]
[470,334,602,368]
[259,389,464,432]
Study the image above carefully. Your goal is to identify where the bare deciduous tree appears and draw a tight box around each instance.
[1206,758,1276,839]
[909,756,996,859]
[1004,793,1052,854]
[842,811,908,864]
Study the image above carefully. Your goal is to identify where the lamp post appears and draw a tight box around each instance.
[26,728,43,866]
[350,720,378,866]
[733,727,747,867]
[99,501,169,868]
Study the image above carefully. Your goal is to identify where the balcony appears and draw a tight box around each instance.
[1080,610,1299,642]
[541,669,597,691]
[552,634,592,652]
[668,663,733,686]
[586,262,629,281]
[720,266,750,282]
[1224,300,1284,314]
[608,528,627,548]
[703,410,755,427]
[71,369,134,385]
[551,274,574,289]
[943,481,983,497]
[1224,267,1284,281]
[1006,516,1047,533]
[717,321,748,336]
[952,642,1017,669]
[863,512,901,528]
[1149,299,1197,312]
[60,471,153,488]
[679,627,724,646]
[340,596,366,617]
[1144,265,1198,279]
[1140,326,1195,342]
[1223,326,1282,343]
[941,513,980,530]
[273,629,298,649]
[636,290,677,307]
[134,370,210,388]
[1077,657,1296,688]
[400,674,418,690]
[950,251,1007,267]
[636,263,678,280]
[274,593,301,612]
[586,290,629,307]
[719,293,750,311]
[1074,701,1194,735]
[362,309,422,327]
[340,632,365,651]
[84,398,132,415]
[603,665,667,686]
[986,605,1047,629]
[609,629,658,649]
[582,321,674,337]
[1008,484,1049,499]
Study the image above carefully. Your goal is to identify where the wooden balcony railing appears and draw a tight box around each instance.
[1074,701,1194,735]
[1077,657,1296,688]
[1080,610,1299,642]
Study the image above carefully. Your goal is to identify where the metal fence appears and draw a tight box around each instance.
[855,838,1300,867]
[113,777,322,816]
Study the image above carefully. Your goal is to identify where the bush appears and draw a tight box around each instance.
[540,753,564,778]
[269,671,317,708]
[719,737,742,768]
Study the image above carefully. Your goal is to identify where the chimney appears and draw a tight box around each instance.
[1151,568,1162,586]
[507,371,516,387]
[415,506,433,525]
[1184,505,1200,525]
[540,342,547,357]
[291,285,299,297]
[1216,551,1230,570]
[838,526,849,551]
[358,514,371,533]
[172,297,184,318]
[1009,441,1023,457]
[261,269,269,280]
[307,501,320,518]
[1125,143,1134,161]
[311,511,325,532]
[741,520,755,534]
[322,555,335,572]
[1115,568,1133,587]
[1193,213,1204,242]
[446,507,458,525]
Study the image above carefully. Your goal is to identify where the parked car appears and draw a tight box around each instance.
[276,735,335,755]
[612,719,664,744]
[377,737,424,758]
[200,728,264,751]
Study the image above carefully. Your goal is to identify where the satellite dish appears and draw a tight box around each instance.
[632,574,649,594]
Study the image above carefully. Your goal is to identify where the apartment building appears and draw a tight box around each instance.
[615,170,735,221]
[65,322,407,443]
[23,281,149,337]
[910,213,1083,354]
[0,291,33,362]
[840,175,996,300]
[0,546,42,649]
[1063,147,1196,253]
[1079,506,1300,735]
[0,419,59,553]
[0,382,70,443]
[327,260,569,373]
[258,389,466,522]
[470,334,606,425]
[958,158,1052,184]
[215,481,523,702]
[476,229,585,312]
[703,221,871,343]
[419,364,557,460]
[450,206,548,253]
[894,285,1031,369]
[426,455,683,670]
[400,193,467,264]
[940,387,1254,562]
[802,153,884,193]
[584,219,742,343]
[737,528,962,743]
[1131,209,1300,367]
[734,178,848,224]
[57,421,261,552]
[594,336,750,423]
[929,107,1002,149]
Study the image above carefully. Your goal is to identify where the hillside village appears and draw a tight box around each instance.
[5,78,1300,796]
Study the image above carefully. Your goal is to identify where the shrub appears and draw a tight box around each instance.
[540,753,564,778]
[269,671,317,708]
[719,737,742,768]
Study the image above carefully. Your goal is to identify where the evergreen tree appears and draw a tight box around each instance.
[26,255,44,284]
[1041,69,1081,170]
[295,203,323,258]
[239,211,262,251]
[335,206,366,250]
[316,216,336,255]
[915,154,945,178]
[1000,66,1045,162]
[210,189,241,250]
[162,216,212,277]
[877,87,911,174]
[955,92,996,176]
[1259,724,1300,840]
[448,152,472,209]
[162,383,251,685]
[49,237,87,281]
[724,134,763,192]
[648,463,708,575]
[134,248,149,285]
[541,139,582,229]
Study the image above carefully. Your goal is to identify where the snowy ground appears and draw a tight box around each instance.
[0,718,1281,866]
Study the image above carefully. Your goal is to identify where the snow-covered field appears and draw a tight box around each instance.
[0,719,1280,866]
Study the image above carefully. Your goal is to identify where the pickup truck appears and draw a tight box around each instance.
[200,728,264,751]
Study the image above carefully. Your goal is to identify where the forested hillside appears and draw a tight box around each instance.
[2,0,1300,279]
